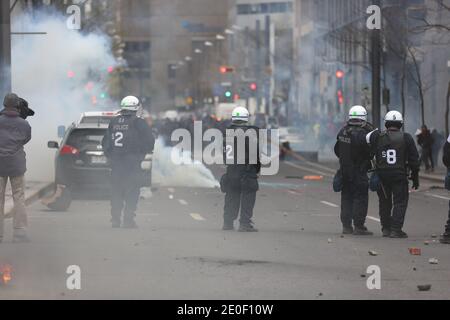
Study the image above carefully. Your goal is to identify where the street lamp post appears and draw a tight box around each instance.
[446,60,450,137]
[0,1,12,97]
[371,0,382,129]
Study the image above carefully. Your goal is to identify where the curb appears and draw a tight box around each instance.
[420,174,444,183]
[5,182,54,216]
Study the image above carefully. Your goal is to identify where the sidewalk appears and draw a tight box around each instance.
[4,181,53,216]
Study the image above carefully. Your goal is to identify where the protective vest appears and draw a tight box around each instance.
[108,115,142,155]
[375,130,406,171]
[224,124,261,176]
[338,124,370,180]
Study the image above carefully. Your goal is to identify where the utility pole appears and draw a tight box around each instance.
[264,15,270,115]
[255,19,262,112]
[371,0,382,128]
[0,0,12,97]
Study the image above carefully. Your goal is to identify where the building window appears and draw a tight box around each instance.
[237,2,293,15]
[124,41,151,69]
[237,4,251,14]
[168,64,176,79]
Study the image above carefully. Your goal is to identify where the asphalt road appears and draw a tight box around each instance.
[1,161,450,300]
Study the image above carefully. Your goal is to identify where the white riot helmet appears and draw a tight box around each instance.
[384,110,403,128]
[120,96,140,112]
[231,106,250,124]
[348,105,368,121]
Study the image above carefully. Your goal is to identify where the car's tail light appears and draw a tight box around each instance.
[60,145,80,156]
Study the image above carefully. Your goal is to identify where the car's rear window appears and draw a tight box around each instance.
[66,129,107,149]
[80,116,113,125]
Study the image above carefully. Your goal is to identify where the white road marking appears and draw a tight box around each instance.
[426,193,450,201]
[321,201,339,208]
[367,216,381,223]
[178,199,188,206]
[190,213,206,221]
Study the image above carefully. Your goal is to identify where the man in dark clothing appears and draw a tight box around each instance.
[418,125,434,172]
[102,96,155,228]
[221,106,261,232]
[440,136,450,244]
[334,105,374,236]
[0,93,32,243]
[366,111,420,238]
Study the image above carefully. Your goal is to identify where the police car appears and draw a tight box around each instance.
[45,111,153,211]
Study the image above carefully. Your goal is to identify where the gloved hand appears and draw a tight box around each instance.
[410,171,420,190]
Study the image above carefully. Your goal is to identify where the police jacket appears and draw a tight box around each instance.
[224,124,261,178]
[102,112,155,160]
[367,127,420,177]
[0,109,32,177]
[334,120,374,180]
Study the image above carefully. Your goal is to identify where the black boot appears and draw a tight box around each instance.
[390,229,408,238]
[238,224,259,232]
[342,226,354,235]
[222,221,234,231]
[382,228,391,238]
[440,232,450,244]
[353,226,373,236]
[122,218,138,229]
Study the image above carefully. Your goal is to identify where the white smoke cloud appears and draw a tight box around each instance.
[152,139,220,189]
[11,11,117,181]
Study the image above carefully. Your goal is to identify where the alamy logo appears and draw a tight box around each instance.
[171,121,280,176]
[66,265,81,290]
[66,1,82,30]
[366,5,381,30]
[366,265,381,290]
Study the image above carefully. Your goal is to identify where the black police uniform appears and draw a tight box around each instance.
[334,120,374,234]
[102,111,155,227]
[221,124,261,231]
[368,128,420,237]
[441,139,450,242]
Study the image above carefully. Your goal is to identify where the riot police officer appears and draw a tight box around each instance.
[334,105,374,235]
[102,96,155,228]
[221,107,261,232]
[440,135,450,244]
[366,111,420,238]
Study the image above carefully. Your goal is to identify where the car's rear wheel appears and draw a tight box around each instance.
[46,185,72,212]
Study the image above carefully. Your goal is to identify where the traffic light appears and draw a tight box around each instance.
[336,70,345,79]
[249,82,257,91]
[220,66,235,74]
[337,90,344,105]
[107,66,114,73]
[224,90,232,98]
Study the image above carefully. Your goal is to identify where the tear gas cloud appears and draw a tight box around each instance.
[11,10,116,181]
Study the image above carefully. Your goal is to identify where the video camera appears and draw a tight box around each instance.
[17,98,35,120]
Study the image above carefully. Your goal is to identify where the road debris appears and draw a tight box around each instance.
[417,284,432,292]
[408,248,422,256]
[368,250,378,256]
[0,264,12,285]
[429,258,439,265]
